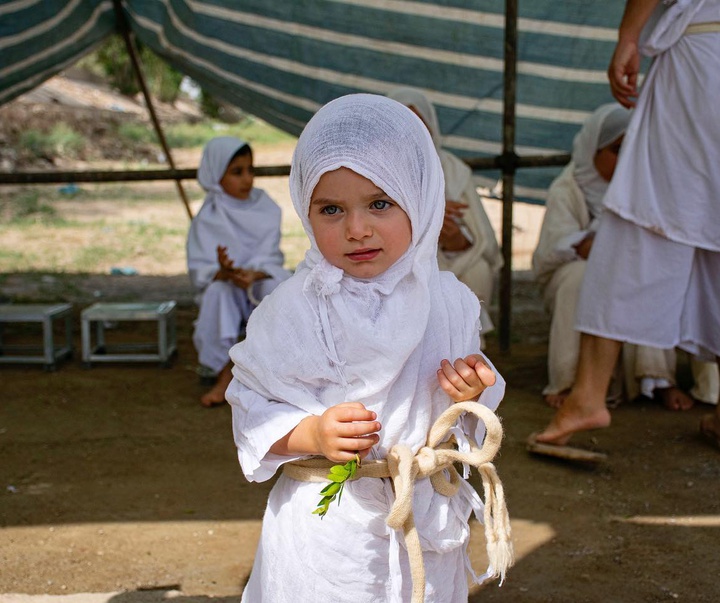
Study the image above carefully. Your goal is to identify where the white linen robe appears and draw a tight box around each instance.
[577,0,720,361]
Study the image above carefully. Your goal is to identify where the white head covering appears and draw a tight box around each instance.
[196,135,249,193]
[186,136,285,292]
[386,87,473,201]
[230,94,503,456]
[572,103,631,219]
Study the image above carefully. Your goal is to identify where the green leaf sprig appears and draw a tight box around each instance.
[313,454,360,518]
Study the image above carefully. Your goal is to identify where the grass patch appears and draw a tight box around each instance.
[2,191,59,223]
[19,124,86,159]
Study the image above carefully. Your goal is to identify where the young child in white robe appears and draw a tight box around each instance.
[532,103,718,411]
[187,137,290,407]
[226,94,511,602]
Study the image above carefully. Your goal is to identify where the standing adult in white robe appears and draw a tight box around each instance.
[187,137,290,405]
[226,94,508,602]
[532,103,718,410]
[387,87,503,337]
[536,0,720,447]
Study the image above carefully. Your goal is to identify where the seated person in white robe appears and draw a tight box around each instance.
[186,137,290,407]
[532,103,717,410]
[387,87,503,339]
[226,94,510,602]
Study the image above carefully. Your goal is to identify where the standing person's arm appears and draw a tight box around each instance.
[608,0,661,107]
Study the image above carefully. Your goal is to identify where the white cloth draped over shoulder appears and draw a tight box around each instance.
[386,87,502,333]
[602,0,720,251]
[226,94,505,602]
[532,103,630,289]
[186,136,288,298]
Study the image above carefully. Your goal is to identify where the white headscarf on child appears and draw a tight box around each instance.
[230,94,504,458]
[386,86,472,202]
[186,136,285,292]
[572,103,631,219]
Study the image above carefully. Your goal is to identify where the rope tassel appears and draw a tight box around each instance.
[479,463,513,585]
[385,402,513,602]
[284,401,514,602]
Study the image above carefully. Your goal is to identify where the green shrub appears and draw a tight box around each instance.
[47,124,86,157]
[19,125,85,159]
[117,122,156,145]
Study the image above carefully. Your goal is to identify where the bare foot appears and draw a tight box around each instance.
[535,399,612,446]
[656,386,694,411]
[699,413,720,449]
[200,383,228,407]
[544,391,569,409]
[200,362,233,408]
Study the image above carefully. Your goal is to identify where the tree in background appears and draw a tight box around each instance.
[92,35,183,104]
[80,36,241,121]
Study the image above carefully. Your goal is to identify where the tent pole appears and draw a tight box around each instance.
[498,0,519,353]
[113,0,193,220]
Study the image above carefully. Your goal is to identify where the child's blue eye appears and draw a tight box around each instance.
[320,205,340,215]
[371,200,392,210]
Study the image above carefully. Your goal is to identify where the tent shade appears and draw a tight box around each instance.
[1,0,627,203]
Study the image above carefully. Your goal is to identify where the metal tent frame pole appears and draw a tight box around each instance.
[498,0,518,353]
[112,0,193,220]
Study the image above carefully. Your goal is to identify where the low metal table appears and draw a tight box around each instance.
[0,303,74,370]
[81,301,177,367]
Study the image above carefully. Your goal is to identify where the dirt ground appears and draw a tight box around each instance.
[2,73,719,603]
[1,274,719,603]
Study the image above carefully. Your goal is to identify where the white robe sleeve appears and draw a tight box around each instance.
[226,378,311,482]
[464,352,506,441]
[243,200,288,278]
[531,164,592,290]
[186,217,219,294]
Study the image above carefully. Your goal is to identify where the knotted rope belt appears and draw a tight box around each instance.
[283,401,514,603]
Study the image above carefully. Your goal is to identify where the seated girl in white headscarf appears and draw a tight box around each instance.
[532,104,718,411]
[187,137,290,407]
[387,87,502,340]
[226,94,511,602]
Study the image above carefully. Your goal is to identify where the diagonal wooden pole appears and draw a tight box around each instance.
[112,0,193,220]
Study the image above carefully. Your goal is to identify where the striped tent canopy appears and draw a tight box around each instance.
[1,0,627,203]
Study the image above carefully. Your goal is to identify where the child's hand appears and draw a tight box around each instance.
[215,245,237,281]
[229,267,254,289]
[229,268,269,290]
[437,354,496,402]
[217,245,234,269]
[312,402,381,463]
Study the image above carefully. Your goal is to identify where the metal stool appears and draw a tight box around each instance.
[81,301,177,368]
[0,303,73,370]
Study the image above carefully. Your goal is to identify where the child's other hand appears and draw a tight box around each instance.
[229,267,254,289]
[217,245,234,269]
[313,402,381,463]
[215,245,237,281]
[437,354,496,402]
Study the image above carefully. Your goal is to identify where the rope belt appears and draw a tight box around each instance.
[283,401,514,603]
[684,21,720,35]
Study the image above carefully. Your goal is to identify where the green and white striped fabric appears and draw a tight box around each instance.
[1,0,627,203]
